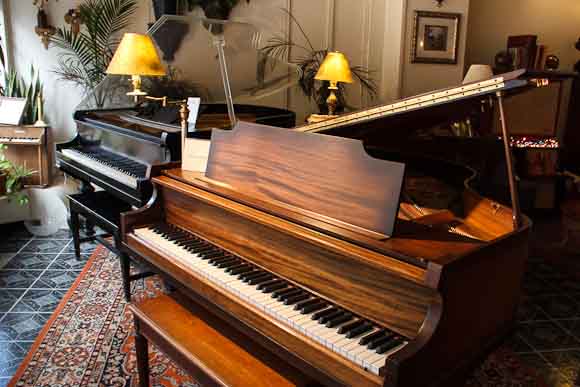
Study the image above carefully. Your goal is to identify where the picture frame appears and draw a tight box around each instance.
[411,11,461,65]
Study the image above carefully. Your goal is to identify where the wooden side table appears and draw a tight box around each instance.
[128,293,308,387]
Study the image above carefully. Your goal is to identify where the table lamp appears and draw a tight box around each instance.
[106,33,166,99]
[314,51,353,117]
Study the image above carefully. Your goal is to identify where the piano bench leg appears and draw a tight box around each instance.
[69,208,82,259]
[120,253,132,302]
[134,319,150,387]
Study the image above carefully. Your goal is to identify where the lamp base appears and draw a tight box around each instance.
[307,114,338,124]
[126,90,148,97]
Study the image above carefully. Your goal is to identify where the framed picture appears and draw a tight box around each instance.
[411,11,461,64]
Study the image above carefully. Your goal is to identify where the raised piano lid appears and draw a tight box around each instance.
[74,14,302,140]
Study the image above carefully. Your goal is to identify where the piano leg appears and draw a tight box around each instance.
[120,252,132,302]
[134,319,150,387]
[69,204,82,259]
[79,180,96,236]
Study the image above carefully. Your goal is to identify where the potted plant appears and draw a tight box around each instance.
[261,10,376,114]
[0,144,34,205]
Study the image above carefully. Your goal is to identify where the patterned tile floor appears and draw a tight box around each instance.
[0,222,579,386]
[0,223,98,387]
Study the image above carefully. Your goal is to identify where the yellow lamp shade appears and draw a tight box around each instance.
[106,33,166,76]
[315,51,353,84]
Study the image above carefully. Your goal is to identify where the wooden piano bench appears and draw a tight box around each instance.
[128,293,315,387]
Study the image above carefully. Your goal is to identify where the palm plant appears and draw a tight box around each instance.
[261,10,377,114]
[50,0,138,106]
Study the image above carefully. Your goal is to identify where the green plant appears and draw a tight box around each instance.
[261,9,377,114]
[0,144,34,205]
[2,66,43,125]
[50,0,138,105]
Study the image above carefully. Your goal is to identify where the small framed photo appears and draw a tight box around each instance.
[411,11,461,64]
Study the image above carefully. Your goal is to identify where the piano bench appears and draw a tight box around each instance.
[129,293,309,387]
[69,191,154,301]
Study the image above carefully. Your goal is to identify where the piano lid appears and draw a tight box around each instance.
[75,14,301,113]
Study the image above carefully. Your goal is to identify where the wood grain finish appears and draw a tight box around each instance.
[159,182,437,339]
[124,236,383,387]
[162,169,488,267]
[0,125,52,187]
[129,294,306,387]
[206,122,405,238]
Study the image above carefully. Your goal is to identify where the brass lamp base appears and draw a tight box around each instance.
[307,114,338,124]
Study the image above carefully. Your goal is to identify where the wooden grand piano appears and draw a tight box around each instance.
[121,71,545,386]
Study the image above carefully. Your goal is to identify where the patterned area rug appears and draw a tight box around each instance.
[8,247,547,387]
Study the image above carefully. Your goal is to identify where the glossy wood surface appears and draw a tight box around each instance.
[158,181,438,339]
[124,236,383,387]
[162,169,489,267]
[129,294,305,387]
[206,122,405,238]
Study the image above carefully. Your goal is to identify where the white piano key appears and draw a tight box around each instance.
[134,225,408,377]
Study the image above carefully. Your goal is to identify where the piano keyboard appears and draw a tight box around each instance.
[61,148,147,189]
[135,223,409,376]
[0,137,41,144]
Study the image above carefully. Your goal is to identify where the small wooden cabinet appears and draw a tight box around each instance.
[0,125,53,187]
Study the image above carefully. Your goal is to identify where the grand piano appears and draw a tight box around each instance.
[121,71,547,386]
[57,15,300,208]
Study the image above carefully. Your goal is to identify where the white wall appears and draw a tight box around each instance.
[4,0,151,143]
[400,0,470,97]
[4,0,407,132]
[467,0,580,72]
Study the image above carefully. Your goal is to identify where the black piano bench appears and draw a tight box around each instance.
[68,191,154,301]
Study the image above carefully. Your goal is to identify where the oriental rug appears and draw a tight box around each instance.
[8,246,547,387]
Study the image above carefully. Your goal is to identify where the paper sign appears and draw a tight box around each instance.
[187,97,201,133]
[0,97,27,125]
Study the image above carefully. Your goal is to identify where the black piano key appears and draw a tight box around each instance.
[201,251,226,259]
[193,246,217,255]
[284,293,309,305]
[241,271,267,281]
[325,313,353,328]
[272,287,297,299]
[376,337,404,354]
[337,319,364,335]
[257,279,283,291]
[359,329,388,346]
[247,274,274,285]
[226,261,248,273]
[261,282,287,293]
[230,266,255,276]
[226,264,250,274]
[216,259,241,269]
[346,322,374,339]
[209,256,234,265]
[312,307,339,321]
[368,332,396,350]
[301,301,328,314]
[277,288,303,301]
[317,309,344,324]
[294,298,320,311]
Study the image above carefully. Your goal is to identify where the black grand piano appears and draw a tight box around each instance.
[57,15,301,257]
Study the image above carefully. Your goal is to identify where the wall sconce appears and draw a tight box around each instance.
[34,5,56,49]
[65,8,83,36]
[435,0,445,7]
